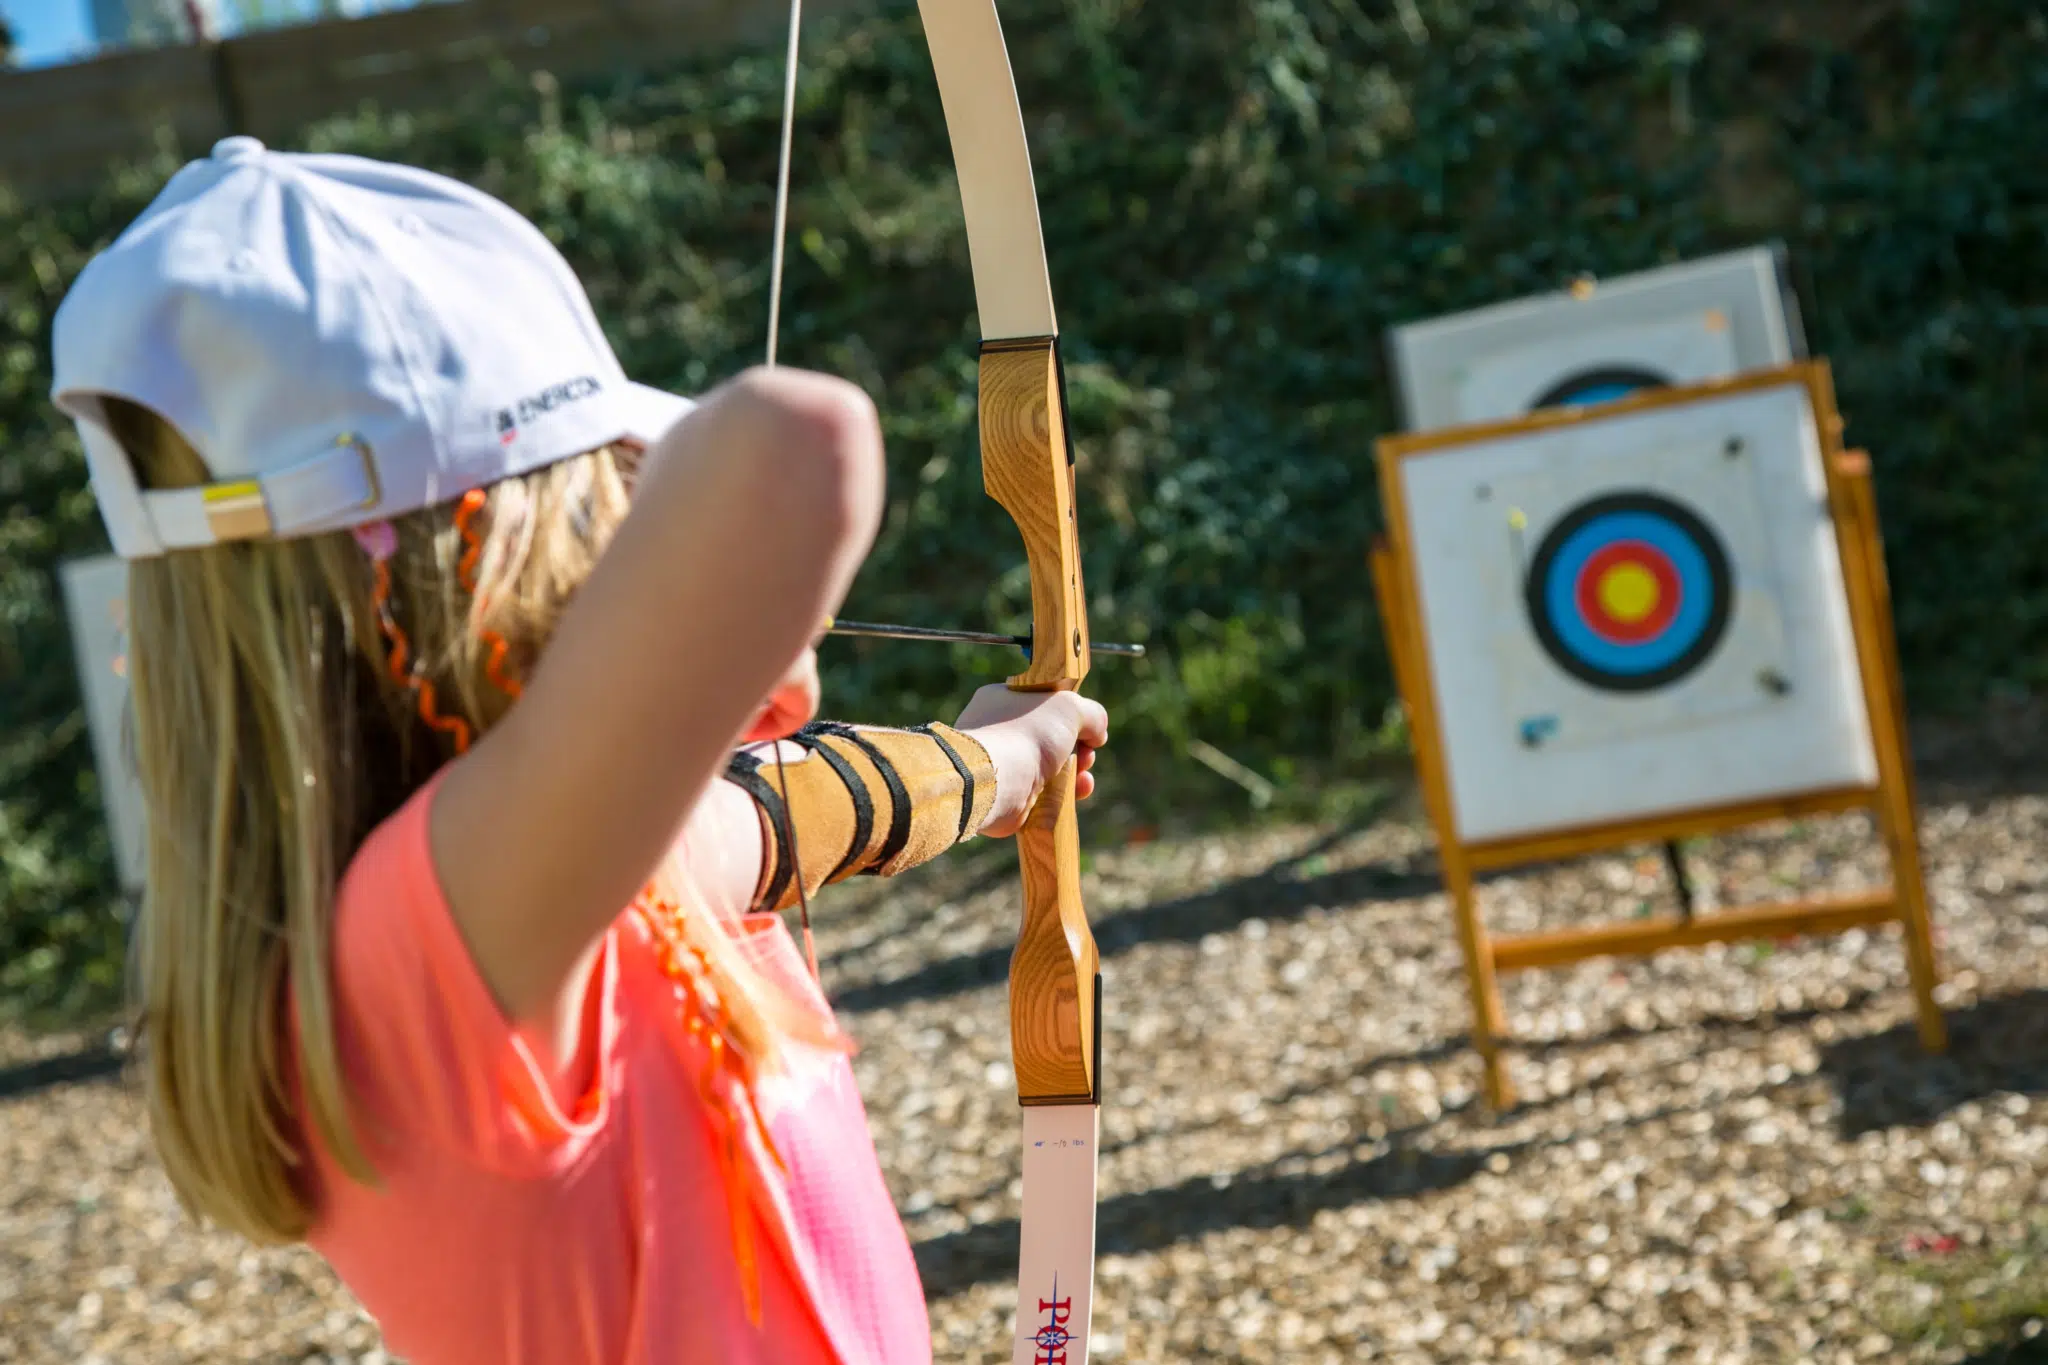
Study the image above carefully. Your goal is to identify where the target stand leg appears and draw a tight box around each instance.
[1447,858,1512,1111]
[1832,450,1947,1054]
[1869,717,1946,1053]
[1894,870,1948,1053]
[1662,839,1697,921]
[1371,537,1517,1110]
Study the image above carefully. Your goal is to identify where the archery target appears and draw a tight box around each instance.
[1388,245,1803,432]
[1522,490,1733,693]
[1396,378,1875,845]
[1452,318,1735,426]
[60,555,147,893]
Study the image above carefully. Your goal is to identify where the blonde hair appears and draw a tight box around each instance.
[109,400,831,1244]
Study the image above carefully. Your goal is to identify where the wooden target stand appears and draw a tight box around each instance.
[1368,360,1947,1110]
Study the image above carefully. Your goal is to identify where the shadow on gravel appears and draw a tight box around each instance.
[914,1049,1860,1297]
[1819,988,2048,1137]
[1954,1339,2048,1365]
[834,823,1439,1017]
[1494,987,1892,1060]
[913,1139,1488,1299]
[914,1067,1704,1297]
[0,1038,127,1102]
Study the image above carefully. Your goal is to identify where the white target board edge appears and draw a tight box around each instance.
[59,554,148,895]
[1395,379,1877,846]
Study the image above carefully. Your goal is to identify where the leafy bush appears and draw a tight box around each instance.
[2,0,2043,1016]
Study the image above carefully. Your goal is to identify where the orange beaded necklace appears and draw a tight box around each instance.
[629,882,789,1326]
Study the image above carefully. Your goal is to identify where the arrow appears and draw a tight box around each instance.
[823,618,1145,658]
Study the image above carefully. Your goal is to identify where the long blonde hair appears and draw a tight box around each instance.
[110,400,828,1244]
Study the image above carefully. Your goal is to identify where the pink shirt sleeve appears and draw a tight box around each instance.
[326,774,614,1177]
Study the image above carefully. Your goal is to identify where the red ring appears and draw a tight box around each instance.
[1574,540,1682,644]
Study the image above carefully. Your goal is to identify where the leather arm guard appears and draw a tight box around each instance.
[725,721,999,914]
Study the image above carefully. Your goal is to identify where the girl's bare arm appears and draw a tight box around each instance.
[428,367,885,1028]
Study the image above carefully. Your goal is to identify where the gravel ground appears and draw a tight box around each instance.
[3,747,2045,1363]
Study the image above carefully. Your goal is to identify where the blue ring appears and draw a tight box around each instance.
[1555,381,1648,407]
[1531,366,1670,410]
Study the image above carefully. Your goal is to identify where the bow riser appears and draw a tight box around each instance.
[980,335,1099,1106]
[981,332,1102,1365]
[980,338,1091,692]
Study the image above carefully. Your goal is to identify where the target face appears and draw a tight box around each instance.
[1523,491,1733,692]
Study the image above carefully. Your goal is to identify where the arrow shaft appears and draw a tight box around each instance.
[824,619,1143,658]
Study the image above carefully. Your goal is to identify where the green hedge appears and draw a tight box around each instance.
[2,0,2043,1016]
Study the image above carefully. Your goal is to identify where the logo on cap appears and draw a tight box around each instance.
[495,375,603,447]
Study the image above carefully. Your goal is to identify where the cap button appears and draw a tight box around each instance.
[211,136,267,162]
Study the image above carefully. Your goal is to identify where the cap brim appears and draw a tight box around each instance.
[617,382,697,448]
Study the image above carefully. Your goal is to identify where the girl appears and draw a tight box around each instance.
[49,137,1108,1365]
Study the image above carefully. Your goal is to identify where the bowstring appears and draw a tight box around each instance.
[764,0,803,371]
[764,0,820,985]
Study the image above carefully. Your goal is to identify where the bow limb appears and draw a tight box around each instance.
[917,3,1101,1361]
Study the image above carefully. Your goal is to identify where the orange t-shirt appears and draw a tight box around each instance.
[295,777,934,1365]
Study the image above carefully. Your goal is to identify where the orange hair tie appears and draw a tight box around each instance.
[359,523,475,755]
[454,489,486,586]
[454,488,525,701]
[483,635,524,700]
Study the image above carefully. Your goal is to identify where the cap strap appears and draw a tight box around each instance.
[140,436,379,551]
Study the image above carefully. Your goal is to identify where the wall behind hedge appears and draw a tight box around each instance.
[2,0,2043,1015]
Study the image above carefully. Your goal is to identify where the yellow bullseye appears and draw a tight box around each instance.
[1596,563,1661,623]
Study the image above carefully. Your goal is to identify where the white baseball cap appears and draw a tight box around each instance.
[51,136,696,560]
